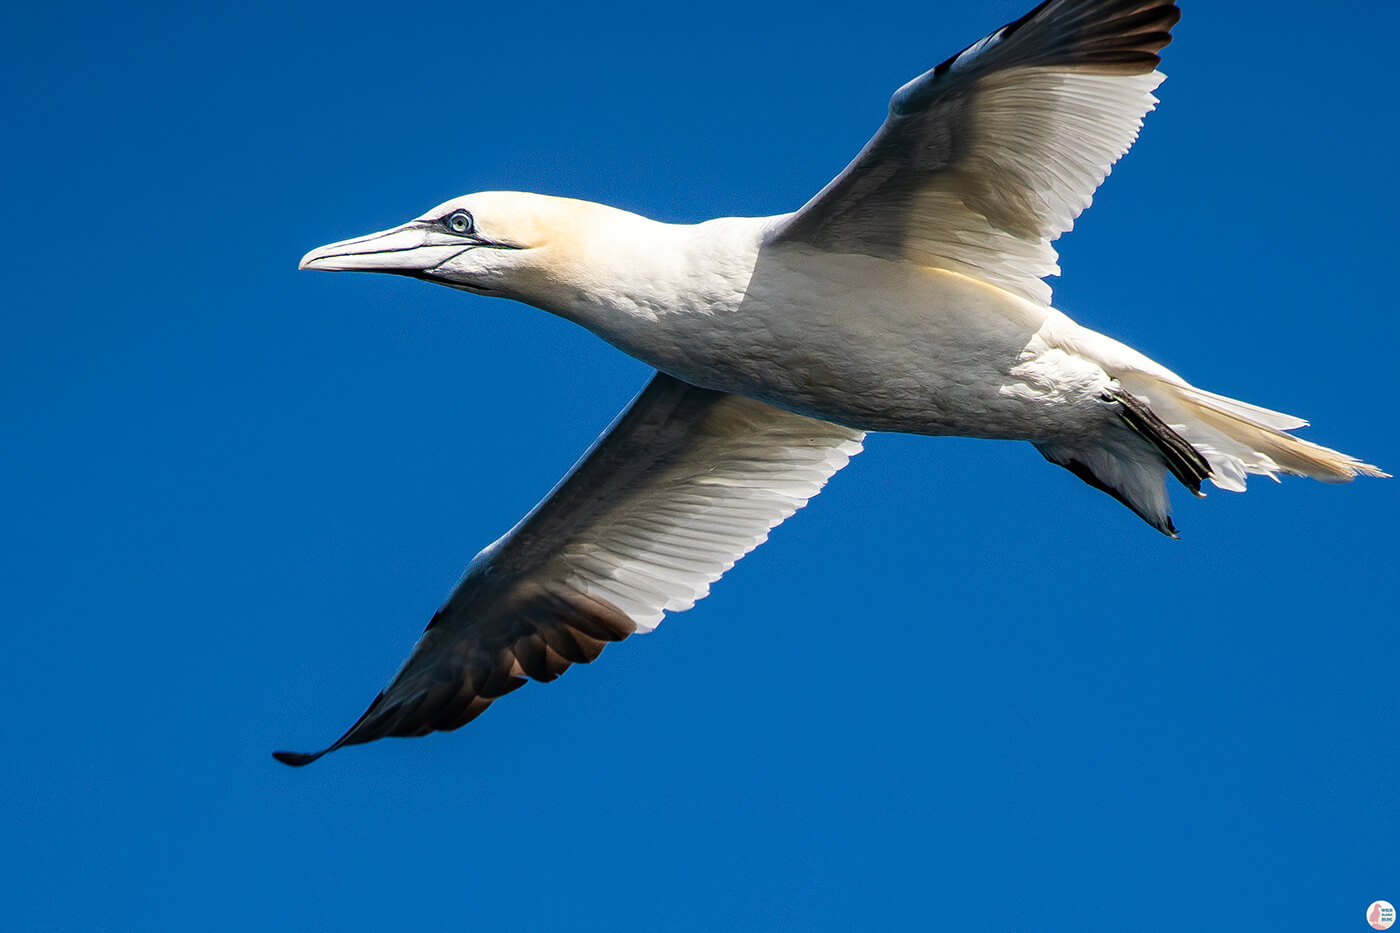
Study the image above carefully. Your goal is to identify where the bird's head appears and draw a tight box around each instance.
[299,191,629,311]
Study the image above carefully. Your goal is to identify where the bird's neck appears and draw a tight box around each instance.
[517,210,770,334]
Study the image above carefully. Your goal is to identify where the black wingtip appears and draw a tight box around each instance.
[273,749,326,767]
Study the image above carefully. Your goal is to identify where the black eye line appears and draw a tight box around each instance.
[414,218,526,251]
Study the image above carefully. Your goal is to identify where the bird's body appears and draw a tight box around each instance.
[509,201,1121,441]
[278,0,1384,766]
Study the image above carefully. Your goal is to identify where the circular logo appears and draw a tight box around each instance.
[1369,901,1396,930]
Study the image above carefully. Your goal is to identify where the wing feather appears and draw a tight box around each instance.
[773,0,1181,304]
[274,374,863,765]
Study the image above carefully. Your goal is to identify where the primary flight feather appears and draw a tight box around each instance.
[277,0,1382,766]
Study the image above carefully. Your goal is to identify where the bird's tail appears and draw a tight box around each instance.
[1037,373,1386,536]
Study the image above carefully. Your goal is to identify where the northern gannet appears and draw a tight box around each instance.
[277,0,1383,765]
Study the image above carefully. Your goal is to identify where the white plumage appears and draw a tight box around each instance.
[526,385,864,632]
[276,0,1382,765]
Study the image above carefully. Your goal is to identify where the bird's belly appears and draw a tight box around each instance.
[636,259,1114,441]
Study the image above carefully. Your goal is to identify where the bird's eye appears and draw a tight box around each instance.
[445,210,474,235]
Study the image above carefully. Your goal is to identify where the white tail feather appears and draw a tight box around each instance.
[1116,373,1388,491]
[1038,370,1385,537]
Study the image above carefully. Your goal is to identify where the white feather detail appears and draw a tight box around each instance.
[510,380,864,634]
[1112,372,1387,491]
[899,69,1165,304]
[777,60,1166,306]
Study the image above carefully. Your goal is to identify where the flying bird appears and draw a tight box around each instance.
[278,0,1383,765]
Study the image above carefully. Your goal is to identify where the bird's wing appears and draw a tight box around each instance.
[772,0,1180,305]
[274,373,864,765]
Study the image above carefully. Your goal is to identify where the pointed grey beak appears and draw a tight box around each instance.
[299,222,470,274]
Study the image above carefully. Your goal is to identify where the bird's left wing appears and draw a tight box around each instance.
[772,0,1181,305]
[274,373,864,765]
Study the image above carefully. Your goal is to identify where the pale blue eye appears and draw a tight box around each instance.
[445,210,474,235]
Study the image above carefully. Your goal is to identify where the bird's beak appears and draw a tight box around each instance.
[298,222,470,274]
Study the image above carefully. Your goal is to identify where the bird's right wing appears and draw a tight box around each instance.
[274,373,864,765]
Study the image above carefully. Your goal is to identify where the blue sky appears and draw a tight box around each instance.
[3,0,1397,929]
